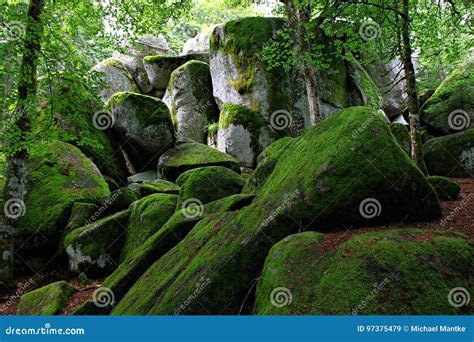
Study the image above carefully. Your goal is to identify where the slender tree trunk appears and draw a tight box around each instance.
[282,0,322,125]
[400,0,426,172]
[0,0,45,293]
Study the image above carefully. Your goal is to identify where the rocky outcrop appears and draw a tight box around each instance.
[216,104,278,167]
[254,229,472,314]
[91,58,139,103]
[112,106,441,315]
[421,57,473,134]
[107,92,175,170]
[162,61,219,143]
[423,128,474,178]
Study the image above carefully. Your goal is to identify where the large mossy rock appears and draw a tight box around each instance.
[216,104,278,168]
[421,58,474,134]
[61,202,99,244]
[423,129,474,178]
[427,176,461,201]
[91,58,139,103]
[162,60,219,143]
[120,193,178,261]
[138,179,180,197]
[73,194,254,315]
[112,106,441,315]
[210,17,381,131]
[389,123,411,156]
[63,210,130,276]
[17,281,76,315]
[17,141,110,261]
[107,92,175,170]
[157,141,240,181]
[254,229,472,315]
[36,74,128,182]
[143,53,210,91]
[176,166,244,207]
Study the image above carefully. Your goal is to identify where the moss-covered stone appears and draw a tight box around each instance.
[423,128,474,178]
[72,194,255,315]
[217,104,278,167]
[17,141,110,259]
[157,141,240,181]
[176,166,244,208]
[120,193,178,261]
[254,229,472,315]
[107,92,175,170]
[421,57,474,134]
[427,176,461,201]
[389,123,411,156]
[36,74,128,182]
[98,187,140,217]
[61,202,99,245]
[17,281,76,315]
[138,179,180,197]
[63,210,130,276]
[112,106,441,315]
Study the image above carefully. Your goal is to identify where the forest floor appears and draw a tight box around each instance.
[0,178,472,315]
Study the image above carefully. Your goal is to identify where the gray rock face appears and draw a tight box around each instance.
[113,34,171,94]
[216,104,278,168]
[91,58,139,103]
[107,92,175,170]
[364,57,408,118]
[182,26,215,54]
[143,53,210,91]
[162,61,219,143]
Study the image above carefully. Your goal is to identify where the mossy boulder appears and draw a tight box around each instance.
[112,106,441,314]
[176,166,244,208]
[421,58,474,134]
[17,141,110,260]
[427,176,461,201]
[63,210,130,276]
[254,229,473,314]
[138,179,180,197]
[216,104,278,168]
[61,202,99,244]
[157,141,240,181]
[36,74,128,182]
[423,129,474,178]
[97,187,140,218]
[17,281,76,315]
[162,60,219,143]
[72,194,254,315]
[389,123,411,156]
[107,92,175,170]
[143,53,210,91]
[91,58,139,103]
[120,193,178,261]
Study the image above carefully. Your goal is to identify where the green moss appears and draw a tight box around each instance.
[219,104,267,130]
[17,281,76,315]
[18,141,110,253]
[157,141,240,181]
[61,202,98,245]
[427,176,461,201]
[120,193,178,261]
[389,123,411,156]
[176,166,244,208]
[254,229,472,315]
[355,64,383,109]
[138,180,180,197]
[111,107,441,315]
[423,128,474,177]
[421,57,474,133]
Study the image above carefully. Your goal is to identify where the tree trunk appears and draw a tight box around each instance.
[282,0,322,126]
[400,0,426,172]
[0,0,45,293]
